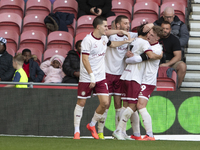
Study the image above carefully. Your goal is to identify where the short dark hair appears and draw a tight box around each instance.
[115,15,128,25]
[22,49,31,55]
[75,40,82,49]
[137,22,149,36]
[93,16,107,28]
[161,21,171,27]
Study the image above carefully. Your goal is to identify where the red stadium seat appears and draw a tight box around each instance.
[19,30,46,53]
[74,32,90,44]
[23,14,48,36]
[136,0,161,6]
[25,0,51,16]
[67,18,76,37]
[156,67,177,91]
[131,17,156,32]
[162,0,187,7]
[53,0,78,20]
[47,31,73,51]
[76,15,96,35]
[113,0,134,6]
[43,48,67,61]
[133,2,159,20]
[0,13,22,35]
[0,30,19,52]
[107,16,117,29]
[7,47,15,57]
[0,0,25,19]
[160,2,185,22]
[17,47,43,64]
[111,0,132,20]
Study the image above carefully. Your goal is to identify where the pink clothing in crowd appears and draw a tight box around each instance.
[40,55,65,83]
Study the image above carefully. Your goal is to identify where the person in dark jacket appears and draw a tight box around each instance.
[0,37,15,81]
[62,40,82,83]
[154,7,189,59]
[77,0,115,19]
[22,49,44,82]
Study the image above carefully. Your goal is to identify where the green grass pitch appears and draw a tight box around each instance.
[1,136,200,150]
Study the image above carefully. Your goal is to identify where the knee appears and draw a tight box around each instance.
[137,102,144,110]
[177,62,187,73]
[100,100,109,109]
[77,99,86,107]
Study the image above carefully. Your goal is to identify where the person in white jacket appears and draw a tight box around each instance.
[40,54,65,83]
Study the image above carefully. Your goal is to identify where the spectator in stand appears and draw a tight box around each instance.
[22,49,44,82]
[154,7,189,59]
[159,21,187,88]
[62,40,82,83]
[5,54,28,88]
[0,37,15,81]
[77,0,115,19]
[40,54,65,83]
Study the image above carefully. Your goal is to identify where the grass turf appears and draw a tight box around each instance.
[1,136,200,150]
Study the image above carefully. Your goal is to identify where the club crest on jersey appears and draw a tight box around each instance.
[103,41,106,45]
[81,91,86,96]
[94,44,97,48]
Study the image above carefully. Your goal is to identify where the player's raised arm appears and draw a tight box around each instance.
[105,30,130,38]
[109,37,135,48]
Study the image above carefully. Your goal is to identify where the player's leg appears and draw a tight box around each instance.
[97,95,111,139]
[87,95,109,139]
[73,98,86,139]
[74,82,92,139]
[137,97,155,140]
[113,103,136,140]
[130,110,142,140]
[113,95,122,128]
[137,84,155,140]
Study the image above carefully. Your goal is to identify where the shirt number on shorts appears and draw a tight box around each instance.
[141,85,146,91]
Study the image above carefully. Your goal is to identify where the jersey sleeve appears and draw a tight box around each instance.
[143,41,152,53]
[81,36,91,55]
[130,32,138,38]
[13,71,21,82]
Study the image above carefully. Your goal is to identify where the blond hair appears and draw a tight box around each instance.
[13,53,24,65]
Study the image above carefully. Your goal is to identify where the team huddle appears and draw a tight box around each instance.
[73,15,164,141]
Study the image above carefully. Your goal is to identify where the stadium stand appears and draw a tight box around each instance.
[53,0,78,20]
[76,15,96,35]
[133,1,159,20]
[111,0,132,20]
[156,66,177,91]
[136,0,161,6]
[0,13,22,36]
[107,16,117,29]
[0,0,25,19]
[74,32,90,44]
[19,30,46,53]
[47,31,73,51]
[162,0,188,8]
[22,14,48,36]
[25,0,51,16]
[0,30,19,53]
